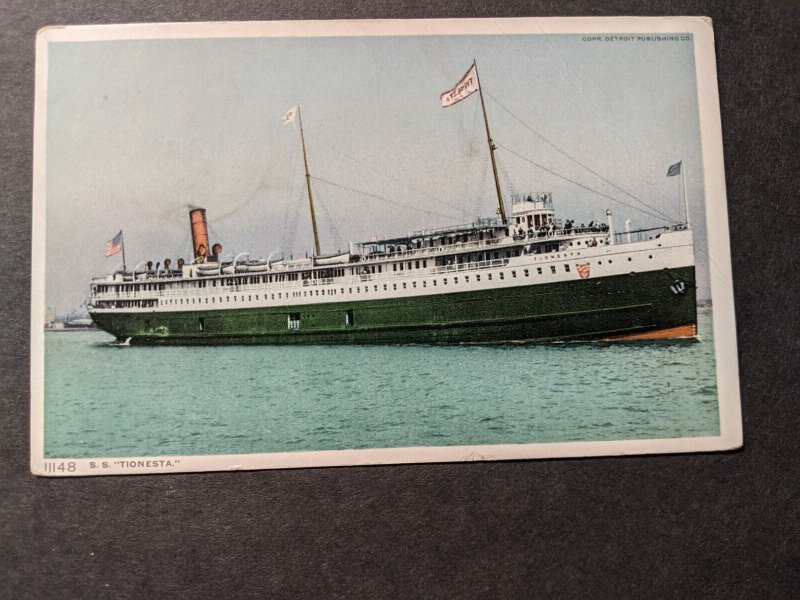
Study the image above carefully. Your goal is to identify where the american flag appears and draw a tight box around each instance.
[106,231,123,257]
[666,161,682,177]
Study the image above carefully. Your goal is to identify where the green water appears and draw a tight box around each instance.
[43,310,719,458]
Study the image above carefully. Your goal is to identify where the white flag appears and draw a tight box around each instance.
[282,105,298,125]
[440,64,479,108]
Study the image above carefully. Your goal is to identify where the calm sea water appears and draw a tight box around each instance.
[44,310,719,458]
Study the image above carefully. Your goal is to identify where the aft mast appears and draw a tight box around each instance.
[474,61,507,225]
[284,105,321,256]
[441,61,507,225]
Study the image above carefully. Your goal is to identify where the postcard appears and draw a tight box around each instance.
[31,17,742,476]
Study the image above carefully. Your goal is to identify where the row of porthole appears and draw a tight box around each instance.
[153,254,655,307]
[158,264,560,306]
[114,250,655,304]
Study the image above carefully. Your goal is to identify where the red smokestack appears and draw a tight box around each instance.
[189,209,210,260]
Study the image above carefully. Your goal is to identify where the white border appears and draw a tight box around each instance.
[30,17,742,477]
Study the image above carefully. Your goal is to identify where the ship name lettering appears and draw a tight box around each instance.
[114,459,179,469]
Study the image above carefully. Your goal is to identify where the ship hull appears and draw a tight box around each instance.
[90,267,697,345]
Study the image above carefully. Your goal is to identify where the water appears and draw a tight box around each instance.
[44,310,719,458]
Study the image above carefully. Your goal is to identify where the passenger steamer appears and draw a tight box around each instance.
[87,65,697,345]
[88,196,696,345]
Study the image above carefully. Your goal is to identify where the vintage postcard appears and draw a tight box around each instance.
[31,17,742,476]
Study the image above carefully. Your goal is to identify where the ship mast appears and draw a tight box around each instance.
[681,158,691,229]
[474,60,507,225]
[295,106,321,256]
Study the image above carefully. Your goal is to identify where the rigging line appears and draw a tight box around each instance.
[281,144,301,250]
[315,197,344,250]
[466,95,483,218]
[306,134,468,216]
[497,143,672,223]
[310,175,461,221]
[285,187,303,258]
[484,90,676,223]
[497,156,518,199]
[506,33,681,213]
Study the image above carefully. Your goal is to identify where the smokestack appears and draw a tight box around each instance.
[189,208,211,260]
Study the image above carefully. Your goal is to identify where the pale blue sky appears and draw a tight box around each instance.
[45,32,707,313]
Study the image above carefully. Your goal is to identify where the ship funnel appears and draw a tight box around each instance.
[190,208,211,260]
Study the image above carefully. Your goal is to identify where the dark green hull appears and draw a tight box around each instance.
[90,267,697,345]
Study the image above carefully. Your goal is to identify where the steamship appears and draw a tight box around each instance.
[87,197,696,345]
[87,67,697,345]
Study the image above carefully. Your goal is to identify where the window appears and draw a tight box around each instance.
[564,265,570,272]
[476,274,481,281]
[524,269,529,277]
[345,309,354,327]
[511,271,517,278]
[550,266,556,274]
[198,317,205,332]
[454,277,458,284]
[402,282,407,289]
[488,273,493,280]
[499,272,505,280]
[288,313,301,329]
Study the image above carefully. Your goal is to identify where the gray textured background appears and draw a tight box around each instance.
[2,2,798,598]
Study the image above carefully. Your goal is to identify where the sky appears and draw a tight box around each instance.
[44,29,708,314]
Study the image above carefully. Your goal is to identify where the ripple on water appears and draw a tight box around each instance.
[43,316,721,458]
